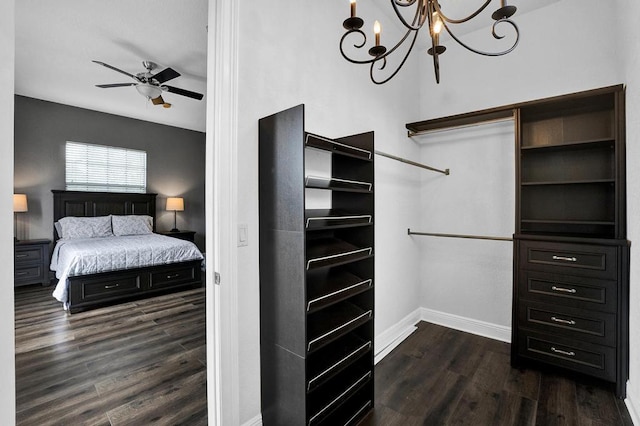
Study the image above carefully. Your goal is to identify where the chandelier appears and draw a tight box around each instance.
[340,0,520,84]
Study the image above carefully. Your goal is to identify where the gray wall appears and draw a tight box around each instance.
[14,95,206,250]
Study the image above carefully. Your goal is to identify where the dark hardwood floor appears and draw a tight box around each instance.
[362,321,633,426]
[15,284,207,426]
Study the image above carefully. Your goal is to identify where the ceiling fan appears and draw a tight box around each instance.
[93,60,204,108]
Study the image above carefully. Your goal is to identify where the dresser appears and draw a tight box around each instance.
[512,85,629,398]
[15,239,51,286]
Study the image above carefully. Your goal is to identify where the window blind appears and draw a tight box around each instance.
[65,141,147,193]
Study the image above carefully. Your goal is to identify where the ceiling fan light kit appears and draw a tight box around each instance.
[93,60,204,107]
[340,0,520,84]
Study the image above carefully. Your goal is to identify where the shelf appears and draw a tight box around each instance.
[305,133,372,161]
[307,302,372,353]
[521,138,614,151]
[307,336,371,392]
[522,179,615,186]
[305,209,372,231]
[306,238,373,270]
[313,391,372,426]
[307,269,372,312]
[521,219,615,226]
[306,176,372,193]
[307,367,372,426]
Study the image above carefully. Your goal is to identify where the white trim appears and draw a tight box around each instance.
[420,307,511,343]
[626,384,640,426]
[374,308,421,364]
[207,0,240,425]
[241,413,263,426]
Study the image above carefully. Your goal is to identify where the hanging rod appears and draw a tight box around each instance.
[407,229,512,242]
[374,150,449,176]
[407,114,515,138]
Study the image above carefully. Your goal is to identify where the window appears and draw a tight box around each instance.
[65,141,147,193]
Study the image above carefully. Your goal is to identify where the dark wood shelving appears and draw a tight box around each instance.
[307,367,372,426]
[259,105,374,425]
[305,209,372,230]
[306,238,373,270]
[307,302,372,353]
[307,269,372,312]
[512,85,630,399]
[305,133,372,161]
[307,336,371,392]
[305,175,372,193]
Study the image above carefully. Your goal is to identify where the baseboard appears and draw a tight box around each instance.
[626,384,640,426]
[419,307,511,343]
[241,413,263,426]
[374,308,421,364]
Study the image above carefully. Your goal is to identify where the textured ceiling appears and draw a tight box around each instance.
[15,0,208,132]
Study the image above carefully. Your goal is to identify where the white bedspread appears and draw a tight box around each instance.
[51,234,204,305]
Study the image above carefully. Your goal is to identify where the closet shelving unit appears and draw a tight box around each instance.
[259,105,375,425]
[405,84,630,399]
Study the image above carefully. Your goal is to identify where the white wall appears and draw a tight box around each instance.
[618,0,640,422]
[0,0,16,423]
[417,121,515,331]
[235,0,423,421]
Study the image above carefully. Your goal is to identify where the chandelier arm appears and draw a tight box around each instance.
[442,19,520,56]
[433,0,494,24]
[390,0,427,31]
[370,30,420,85]
[340,26,415,66]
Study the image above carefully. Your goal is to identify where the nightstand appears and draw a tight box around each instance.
[15,239,51,286]
[159,230,196,243]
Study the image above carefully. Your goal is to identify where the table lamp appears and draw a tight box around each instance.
[13,194,28,241]
[166,197,184,232]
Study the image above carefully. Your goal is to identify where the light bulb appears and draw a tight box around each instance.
[432,12,443,34]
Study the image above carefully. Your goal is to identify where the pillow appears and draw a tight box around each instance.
[54,221,62,238]
[58,216,113,239]
[112,215,153,236]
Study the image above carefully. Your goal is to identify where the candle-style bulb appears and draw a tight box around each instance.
[374,20,381,46]
[432,11,443,34]
[350,0,356,18]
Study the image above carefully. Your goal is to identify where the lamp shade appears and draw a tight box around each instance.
[166,197,184,211]
[13,194,28,212]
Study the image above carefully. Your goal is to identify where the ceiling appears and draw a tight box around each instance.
[15,0,208,132]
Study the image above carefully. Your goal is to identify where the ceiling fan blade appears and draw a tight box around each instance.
[151,95,165,105]
[164,85,204,100]
[96,83,137,88]
[151,67,180,84]
[92,60,140,81]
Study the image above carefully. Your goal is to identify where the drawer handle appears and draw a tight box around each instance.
[16,254,28,258]
[552,255,577,262]
[104,283,120,289]
[551,316,576,326]
[550,347,575,357]
[551,285,577,294]
[166,273,180,279]
[16,271,29,276]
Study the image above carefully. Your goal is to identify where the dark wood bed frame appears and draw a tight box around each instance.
[52,190,202,313]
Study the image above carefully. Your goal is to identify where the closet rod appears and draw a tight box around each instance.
[374,150,450,176]
[407,229,512,242]
[407,115,515,138]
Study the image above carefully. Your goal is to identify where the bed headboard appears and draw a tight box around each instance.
[52,190,157,241]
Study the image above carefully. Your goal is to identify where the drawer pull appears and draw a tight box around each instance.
[551,285,577,294]
[16,271,29,276]
[104,283,120,289]
[550,346,575,357]
[16,254,28,258]
[551,316,576,326]
[552,255,577,262]
[166,273,180,279]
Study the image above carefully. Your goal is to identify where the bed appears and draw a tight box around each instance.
[51,190,203,313]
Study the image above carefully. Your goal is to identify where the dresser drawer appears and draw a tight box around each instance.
[518,300,616,346]
[14,265,44,284]
[149,264,198,290]
[518,330,615,382]
[518,270,617,313]
[519,240,617,279]
[15,247,44,264]
[76,273,143,301]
